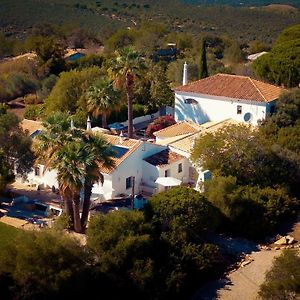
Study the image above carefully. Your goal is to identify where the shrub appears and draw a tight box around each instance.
[24,104,43,120]
[146,115,176,137]
[24,93,40,105]
[205,176,299,239]
[259,250,300,299]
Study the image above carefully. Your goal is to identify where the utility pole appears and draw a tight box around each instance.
[131,176,135,209]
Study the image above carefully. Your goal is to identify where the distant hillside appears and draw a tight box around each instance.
[1,0,300,44]
[182,0,300,8]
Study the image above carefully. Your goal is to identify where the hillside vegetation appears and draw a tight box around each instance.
[183,0,300,7]
[1,0,300,44]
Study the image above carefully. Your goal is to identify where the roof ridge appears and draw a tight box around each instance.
[248,77,267,102]
[187,121,202,130]
[168,130,201,146]
[153,122,183,136]
[174,74,219,90]
[217,73,250,79]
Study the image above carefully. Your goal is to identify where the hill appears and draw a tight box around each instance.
[182,0,300,8]
[0,0,300,44]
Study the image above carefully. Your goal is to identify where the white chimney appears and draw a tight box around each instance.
[70,119,75,130]
[119,130,124,144]
[183,61,188,85]
[86,116,92,131]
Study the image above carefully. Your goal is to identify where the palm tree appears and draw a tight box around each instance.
[109,47,146,138]
[56,141,86,233]
[87,77,121,128]
[35,112,75,224]
[35,112,115,233]
[80,132,115,231]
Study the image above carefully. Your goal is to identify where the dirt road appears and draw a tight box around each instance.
[217,249,282,300]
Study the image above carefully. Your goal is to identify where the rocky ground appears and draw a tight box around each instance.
[194,212,300,300]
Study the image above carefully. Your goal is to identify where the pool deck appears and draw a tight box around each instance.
[7,182,63,208]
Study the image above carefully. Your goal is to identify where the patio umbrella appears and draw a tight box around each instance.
[155,177,182,187]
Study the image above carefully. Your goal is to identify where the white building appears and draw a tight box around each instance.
[174,73,284,126]
[247,51,268,62]
[143,149,191,193]
[19,120,193,201]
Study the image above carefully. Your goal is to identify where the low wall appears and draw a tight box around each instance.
[115,106,174,128]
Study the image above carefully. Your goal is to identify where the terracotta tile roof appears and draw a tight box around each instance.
[175,73,284,103]
[96,133,142,174]
[154,121,202,138]
[155,121,219,146]
[20,119,44,136]
[169,119,241,154]
[144,149,184,168]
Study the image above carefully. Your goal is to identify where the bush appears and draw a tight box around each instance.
[24,93,40,105]
[259,250,300,299]
[0,72,38,102]
[205,176,299,239]
[146,115,176,137]
[0,229,88,299]
[145,187,224,298]
[53,213,72,231]
[107,103,147,125]
[24,104,43,120]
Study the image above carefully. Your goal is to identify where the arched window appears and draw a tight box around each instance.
[184,98,197,105]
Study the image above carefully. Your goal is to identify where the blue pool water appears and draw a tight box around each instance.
[67,53,85,61]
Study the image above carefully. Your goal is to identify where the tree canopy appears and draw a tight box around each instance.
[253,24,300,87]
[0,105,33,194]
[44,66,104,119]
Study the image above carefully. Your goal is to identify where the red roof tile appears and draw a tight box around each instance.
[175,74,284,103]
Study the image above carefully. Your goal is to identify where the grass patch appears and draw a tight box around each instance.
[0,222,20,250]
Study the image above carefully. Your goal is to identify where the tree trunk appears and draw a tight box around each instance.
[81,180,93,231]
[61,187,74,229]
[102,113,107,129]
[72,192,82,233]
[126,72,134,138]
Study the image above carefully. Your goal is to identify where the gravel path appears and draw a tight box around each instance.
[195,249,282,300]
[216,249,282,300]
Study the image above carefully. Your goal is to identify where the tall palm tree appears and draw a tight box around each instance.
[87,77,121,128]
[35,112,76,224]
[80,132,115,231]
[56,141,86,233]
[35,112,115,233]
[109,47,146,138]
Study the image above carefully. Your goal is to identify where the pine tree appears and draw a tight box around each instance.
[199,38,208,79]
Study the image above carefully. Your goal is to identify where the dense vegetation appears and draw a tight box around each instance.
[0,104,33,193]
[191,88,300,239]
[0,187,225,299]
[0,3,299,298]
[1,0,300,46]
[253,24,300,87]
[184,0,300,7]
[259,250,300,299]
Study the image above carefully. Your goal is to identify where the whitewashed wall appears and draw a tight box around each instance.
[109,141,167,198]
[143,156,191,193]
[21,142,166,201]
[175,91,272,126]
[117,106,174,128]
[24,165,59,189]
[91,174,113,200]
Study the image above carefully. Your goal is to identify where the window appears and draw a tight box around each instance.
[164,170,170,177]
[34,166,40,177]
[237,105,242,114]
[270,105,275,114]
[184,98,197,105]
[178,163,182,173]
[126,177,132,189]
